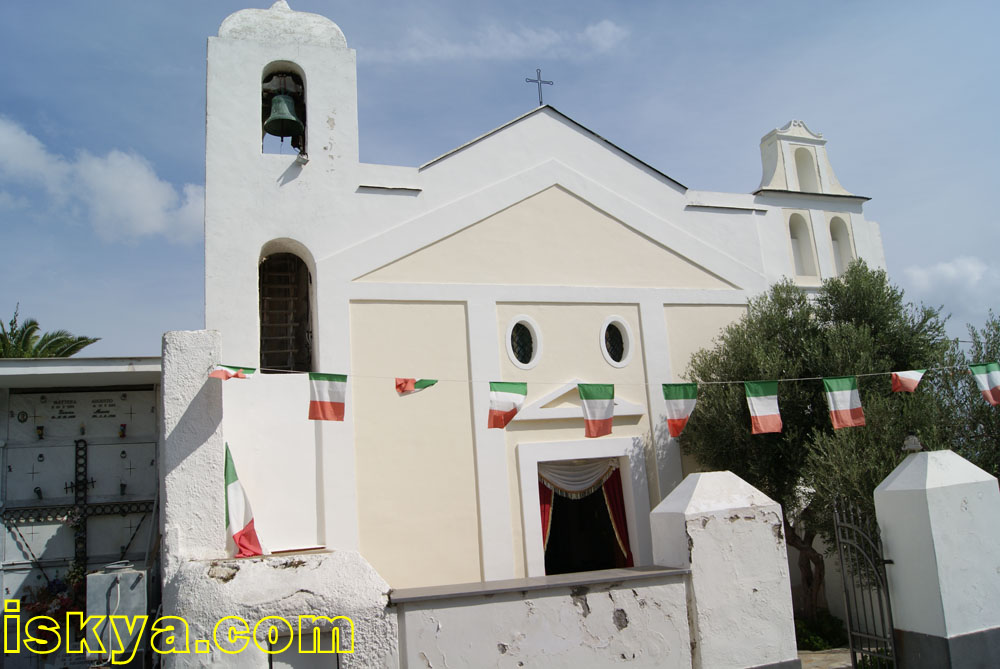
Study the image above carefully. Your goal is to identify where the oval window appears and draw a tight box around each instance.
[604,323,625,363]
[600,317,633,368]
[511,323,533,365]
[506,316,542,370]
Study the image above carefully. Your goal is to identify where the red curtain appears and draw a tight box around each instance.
[602,468,633,567]
[538,481,554,551]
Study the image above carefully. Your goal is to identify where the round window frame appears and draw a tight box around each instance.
[600,316,633,368]
[506,315,542,370]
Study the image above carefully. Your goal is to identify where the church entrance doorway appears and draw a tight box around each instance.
[537,458,633,575]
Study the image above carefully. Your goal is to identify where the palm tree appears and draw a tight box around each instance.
[0,305,100,358]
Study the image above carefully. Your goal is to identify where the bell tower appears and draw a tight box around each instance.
[757,120,852,196]
[205,1,360,364]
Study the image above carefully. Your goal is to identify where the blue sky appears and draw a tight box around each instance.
[1,1,996,356]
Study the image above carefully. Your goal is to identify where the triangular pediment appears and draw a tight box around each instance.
[514,379,645,422]
[356,186,737,289]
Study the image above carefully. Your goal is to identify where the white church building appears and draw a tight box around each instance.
[2,2,889,666]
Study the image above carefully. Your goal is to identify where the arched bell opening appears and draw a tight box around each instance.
[259,250,313,373]
[830,216,855,275]
[788,213,818,278]
[794,147,820,193]
[261,62,306,155]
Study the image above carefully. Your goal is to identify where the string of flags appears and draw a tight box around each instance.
[208,361,1000,438]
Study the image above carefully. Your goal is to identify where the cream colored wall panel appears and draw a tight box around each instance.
[663,304,746,380]
[359,186,735,289]
[351,302,481,588]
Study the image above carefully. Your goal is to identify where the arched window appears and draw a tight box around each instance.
[259,252,312,372]
[262,62,306,155]
[794,147,820,193]
[830,217,854,275]
[788,213,818,277]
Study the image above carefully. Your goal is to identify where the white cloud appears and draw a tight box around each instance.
[903,256,987,292]
[363,20,629,63]
[0,117,202,243]
[901,256,993,333]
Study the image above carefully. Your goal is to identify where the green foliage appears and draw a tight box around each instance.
[0,304,100,358]
[680,261,952,544]
[938,312,1000,478]
[794,609,847,650]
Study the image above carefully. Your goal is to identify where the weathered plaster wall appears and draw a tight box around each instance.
[165,552,397,669]
[396,576,690,668]
[651,471,799,669]
[160,330,396,668]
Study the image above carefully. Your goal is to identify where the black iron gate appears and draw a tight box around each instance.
[833,500,896,668]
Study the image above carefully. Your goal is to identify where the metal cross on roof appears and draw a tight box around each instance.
[525,68,553,106]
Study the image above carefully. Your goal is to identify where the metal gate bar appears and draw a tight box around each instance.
[833,500,896,668]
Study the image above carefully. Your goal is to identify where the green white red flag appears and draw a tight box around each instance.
[488,382,527,428]
[745,381,782,434]
[578,384,614,438]
[395,378,438,395]
[970,362,1000,406]
[891,369,925,393]
[225,443,263,558]
[309,373,347,421]
[209,365,255,380]
[662,383,697,437]
[823,376,866,429]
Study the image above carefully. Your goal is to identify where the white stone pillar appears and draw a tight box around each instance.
[159,329,226,569]
[650,471,799,669]
[874,450,1000,667]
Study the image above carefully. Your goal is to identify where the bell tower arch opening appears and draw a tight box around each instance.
[262,62,306,155]
[794,147,820,193]
[259,240,315,373]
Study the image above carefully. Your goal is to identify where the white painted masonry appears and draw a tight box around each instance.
[875,450,1000,640]
[651,472,799,669]
[194,1,889,591]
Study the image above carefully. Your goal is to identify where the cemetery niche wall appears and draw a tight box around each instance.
[0,357,161,668]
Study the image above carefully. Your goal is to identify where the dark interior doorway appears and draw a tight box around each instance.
[544,487,628,575]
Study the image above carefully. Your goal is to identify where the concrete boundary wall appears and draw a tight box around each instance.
[392,567,691,668]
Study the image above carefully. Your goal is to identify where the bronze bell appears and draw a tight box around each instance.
[263,94,304,138]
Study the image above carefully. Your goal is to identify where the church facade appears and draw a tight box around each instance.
[189,1,886,593]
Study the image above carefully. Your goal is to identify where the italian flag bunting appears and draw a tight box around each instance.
[225,443,263,558]
[395,378,438,395]
[488,382,527,429]
[745,381,782,434]
[578,383,614,438]
[891,369,925,393]
[309,373,347,421]
[662,383,697,437]
[823,376,866,429]
[209,365,255,380]
[970,362,1000,406]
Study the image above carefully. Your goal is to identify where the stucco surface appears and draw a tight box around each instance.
[875,451,1000,639]
[662,304,746,380]
[350,302,482,589]
[651,471,798,669]
[397,577,690,668]
[165,551,397,668]
[219,1,348,48]
[359,186,734,289]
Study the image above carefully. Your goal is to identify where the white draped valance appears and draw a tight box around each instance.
[538,458,620,499]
